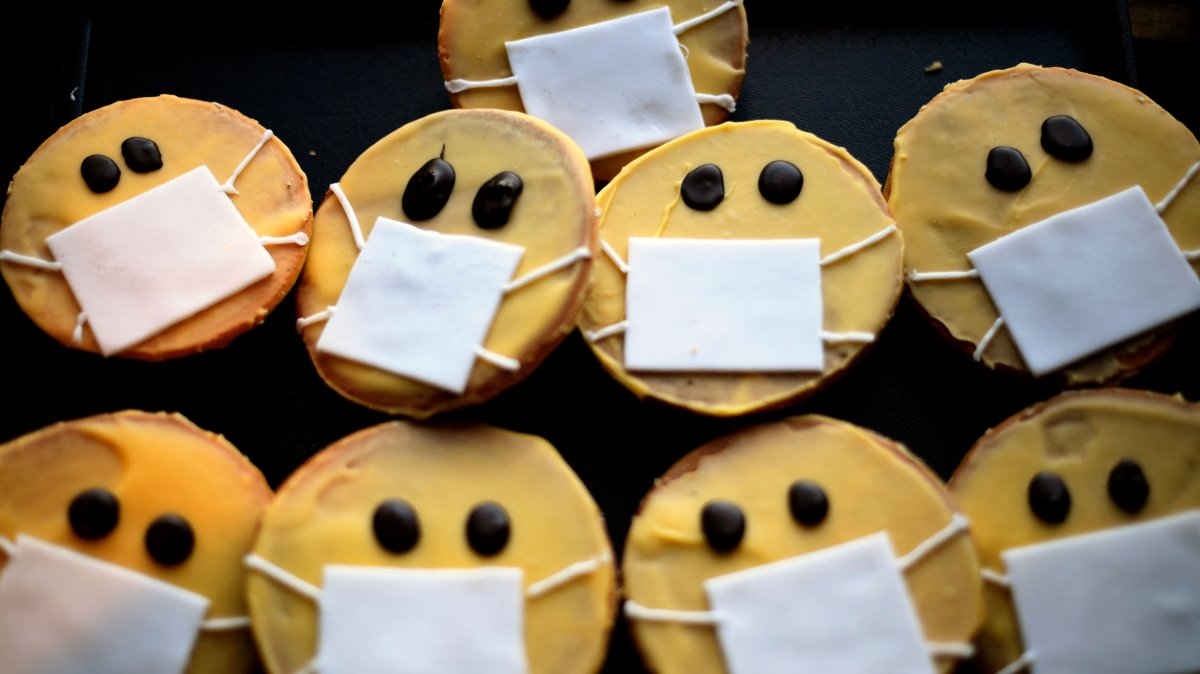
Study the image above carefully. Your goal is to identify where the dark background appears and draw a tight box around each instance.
[2,2,1198,672]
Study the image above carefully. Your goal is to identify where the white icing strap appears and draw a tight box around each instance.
[896,514,970,572]
[260,232,310,246]
[695,93,736,112]
[673,0,742,35]
[974,316,1005,362]
[297,306,335,332]
[221,129,274,195]
[1185,249,1200,261]
[475,346,521,372]
[585,320,627,343]
[820,225,898,267]
[0,250,63,271]
[624,600,723,625]
[330,182,365,251]
[1155,160,1200,213]
[600,238,630,274]
[72,312,88,345]
[821,331,875,344]
[244,554,322,603]
[907,269,980,282]
[0,533,14,556]
[995,650,1036,674]
[201,616,252,631]
[444,76,520,94]
[527,552,611,599]
[504,246,591,293]
[981,568,1011,588]
[927,641,975,659]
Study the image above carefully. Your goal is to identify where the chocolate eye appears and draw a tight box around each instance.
[1041,116,1093,162]
[145,514,195,567]
[373,499,421,554]
[758,160,804,205]
[1028,472,1071,524]
[81,155,121,193]
[402,154,456,222]
[681,164,725,211]
[529,0,569,19]
[701,500,745,553]
[472,171,524,230]
[68,488,120,540]
[466,501,510,556]
[1107,459,1150,514]
[788,480,829,527]
[120,137,163,173]
[985,147,1031,192]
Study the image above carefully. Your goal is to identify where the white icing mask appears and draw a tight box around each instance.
[993,510,1200,674]
[0,534,210,674]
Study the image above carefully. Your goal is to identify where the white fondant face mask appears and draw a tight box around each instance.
[624,516,973,674]
[986,510,1200,674]
[445,3,741,160]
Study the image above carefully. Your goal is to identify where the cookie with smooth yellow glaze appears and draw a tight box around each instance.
[0,411,272,674]
[245,421,616,674]
[0,95,312,360]
[622,416,982,674]
[580,120,903,416]
[887,64,1200,384]
[948,390,1200,673]
[439,0,748,182]
[297,109,595,417]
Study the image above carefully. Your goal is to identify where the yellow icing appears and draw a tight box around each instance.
[297,109,596,417]
[889,64,1200,382]
[0,95,312,359]
[246,422,615,674]
[438,0,748,181]
[948,390,1200,673]
[0,411,272,674]
[622,416,982,674]
[580,120,903,415]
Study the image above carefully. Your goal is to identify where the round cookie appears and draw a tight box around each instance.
[439,0,748,182]
[297,109,595,417]
[245,421,615,674]
[948,390,1200,674]
[0,95,312,360]
[0,411,272,674]
[580,120,903,416]
[888,64,1200,384]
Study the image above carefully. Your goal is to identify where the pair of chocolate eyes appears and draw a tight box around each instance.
[402,155,525,230]
[986,115,1093,191]
[67,488,194,566]
[1027,458,1150,524]
[81,137,164,194]
[701,480,829,553]
[680,160,805,212]
[528,0,632,20]
[373,499,511,557]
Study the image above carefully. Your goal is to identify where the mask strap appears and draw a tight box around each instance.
[329,183,366,251]
[672,0,743,35]
[444,75,520,95]
[584,320,627,343]
[244,554,322,603]
[0,250,63,272]
[526,551,611,599]
[821,330,874,344]
[624,599,723,625]
[221,130,274,195]
[71,311,88,345]
[695,93,736,112]
[0,533,14,557]
[474,346,521,372]
[896,513,970,572]
[973,316,1006,362]
[260,233,310,247]
[503,245,592,293]
[200,616,252,632]
[927,641,975,659]
[995,650,1037,674]
[819,225,897,267]
[1155,160,1200,214]
[297,306,336,332]
[907,269,979,282]
[599,238,630,274]
[981,567,1011,588]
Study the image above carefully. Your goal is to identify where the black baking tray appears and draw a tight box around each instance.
[2,2,1196,672]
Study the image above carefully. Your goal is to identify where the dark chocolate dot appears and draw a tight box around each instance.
[120,137,163,173]
[68,488,120,540]
[466,502,510,556]
[1107,459,1150,514]
[373,499,421,554]
[701,500,745,553]
[758,160,804,205]
[529,0,569,19]
[985,147,1031,192]
[472,171,524,230]
[1041,115,1093,163]
[681,164,725,211]
[788,480,829,527]
[81,155,120,193]
[144,514,194,566]
[1028,472,1071,524]
[402,156,456,222]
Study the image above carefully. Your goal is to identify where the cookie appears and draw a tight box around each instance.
[948,390,1200,674]
[245,421,616,674]
[580,120,903,416]
[0,95,312,360]
[0,411,272,674]
[296,109,595,417]
[888,64,1200,384]
[439,0,748,182]
[622,416,982,674]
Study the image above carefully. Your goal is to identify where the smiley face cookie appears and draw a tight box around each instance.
[622,416,982,674]
[0,95,312,360]
[948,390,1200,674]
[0,411,272,674]
[888,65,1200,384]
[580,120,904,416]
[439,0,748,182]
[245,421,615,674]
[297,109,595,417]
